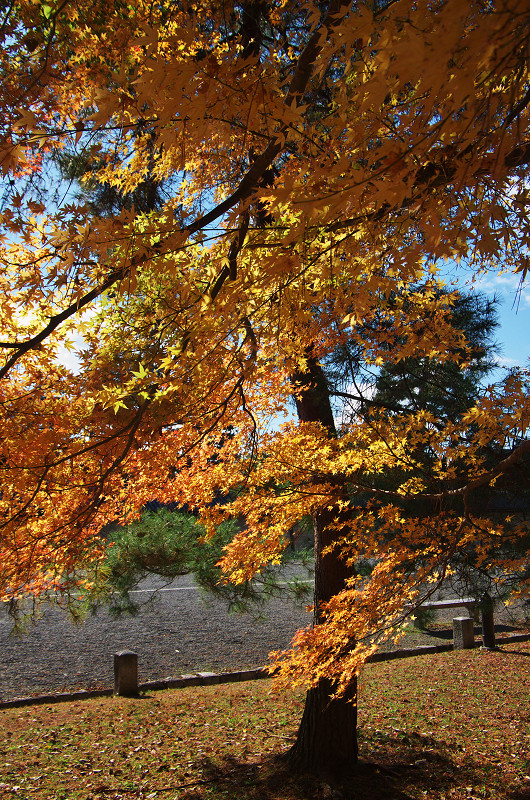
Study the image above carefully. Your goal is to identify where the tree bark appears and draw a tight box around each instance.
[287,351,358,775]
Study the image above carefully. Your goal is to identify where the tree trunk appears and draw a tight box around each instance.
[287,677,358,776]
[287,351,358,775]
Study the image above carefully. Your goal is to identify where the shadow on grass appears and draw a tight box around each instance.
[509,789,530,800]
[497,647,530,657]
[420,622,525,642]
[186,728,519,800]
[195,751,415,800]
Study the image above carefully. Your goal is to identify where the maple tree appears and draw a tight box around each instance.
[1,0,530,776]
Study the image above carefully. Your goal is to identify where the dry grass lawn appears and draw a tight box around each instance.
[1,641,528,799]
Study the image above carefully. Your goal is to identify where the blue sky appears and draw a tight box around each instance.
[478,276,529,370]
[441,263,529,372]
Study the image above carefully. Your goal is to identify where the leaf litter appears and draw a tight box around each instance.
[0,641,528,800]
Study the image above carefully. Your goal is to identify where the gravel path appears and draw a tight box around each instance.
[0,575,312,702]
[1,573,526,703]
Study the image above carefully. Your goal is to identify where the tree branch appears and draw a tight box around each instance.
[329,389,405,415]
[350,438,530,506]
[0,266,127,381]
[186,0,352,235]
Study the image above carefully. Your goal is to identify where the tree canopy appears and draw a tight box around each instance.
[1,0,530,773]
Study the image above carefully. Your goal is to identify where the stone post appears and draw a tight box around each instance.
[480,592,496,649]
[114,650,139,696]
[453,616,475,649]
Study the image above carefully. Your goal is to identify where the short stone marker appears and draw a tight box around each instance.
[480,592,496,649]
[453,616,475,649]
[114,650,139,696]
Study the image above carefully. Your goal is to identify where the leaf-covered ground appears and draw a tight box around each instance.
[1,641,528,800]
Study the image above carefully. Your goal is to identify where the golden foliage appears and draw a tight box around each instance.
[0,0,529,688]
